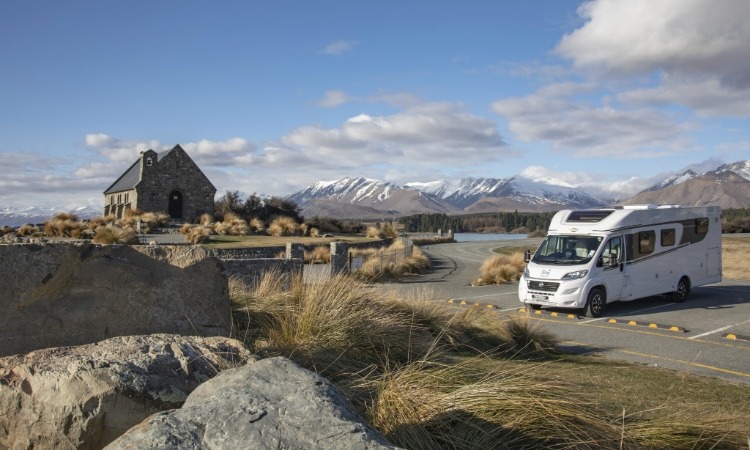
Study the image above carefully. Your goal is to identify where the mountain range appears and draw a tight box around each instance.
[2,160,748,226]
[288,159,750,219]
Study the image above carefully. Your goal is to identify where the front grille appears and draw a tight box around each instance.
[527,280,560,292]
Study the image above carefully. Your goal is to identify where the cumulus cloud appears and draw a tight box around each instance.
[491,83,692,158]
[619,77,750,117]
[321,40,356,55]
[317,90,353,107]
[556,0,750,116]
[279,102,509,166]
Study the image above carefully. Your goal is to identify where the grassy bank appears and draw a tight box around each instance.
[230,273,749,449]
[723,234,750,281]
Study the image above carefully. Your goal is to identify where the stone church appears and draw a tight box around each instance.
[103,144,216,222]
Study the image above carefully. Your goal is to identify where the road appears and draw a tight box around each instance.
[381,239,750,386]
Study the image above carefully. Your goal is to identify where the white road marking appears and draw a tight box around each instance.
[689,325,733,340]
[689,318,750,340]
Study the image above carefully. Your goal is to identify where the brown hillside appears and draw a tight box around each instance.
[624,172,750,208]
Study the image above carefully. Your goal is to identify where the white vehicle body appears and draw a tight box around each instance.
[518,205,722,316]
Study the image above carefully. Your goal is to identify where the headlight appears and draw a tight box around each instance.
[561,270,588,280]
[523,267,529,278]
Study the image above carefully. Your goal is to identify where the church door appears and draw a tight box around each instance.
[168,190,183,219]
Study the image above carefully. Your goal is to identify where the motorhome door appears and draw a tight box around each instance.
[596,236,627,301]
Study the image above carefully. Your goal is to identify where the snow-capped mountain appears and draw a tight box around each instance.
[626,159,750,208]
[0,206,101,228]
[288,175,608,218]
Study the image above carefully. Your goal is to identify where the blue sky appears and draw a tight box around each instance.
[2,0,749,210]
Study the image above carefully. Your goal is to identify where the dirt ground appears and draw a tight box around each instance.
[721,234,750,281]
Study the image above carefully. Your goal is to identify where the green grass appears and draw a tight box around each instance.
[229,272,750,449]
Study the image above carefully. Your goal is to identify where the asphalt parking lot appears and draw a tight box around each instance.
[383,240,750,385]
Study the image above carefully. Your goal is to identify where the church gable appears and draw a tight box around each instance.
[103,144,216,222]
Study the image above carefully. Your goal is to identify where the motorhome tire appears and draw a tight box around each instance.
[669,277,690,303]
[585,288,606,318]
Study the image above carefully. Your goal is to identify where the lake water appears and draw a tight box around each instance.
[453,233,529,242]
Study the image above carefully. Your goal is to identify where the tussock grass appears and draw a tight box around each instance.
[185,225,213,244]
[16,224,40,236]
[474,252,527,286]
[268,216,301,237]
[93,225,137,244]
[304,245,331,264]
[229,273,748,449]
[352,241,432,282]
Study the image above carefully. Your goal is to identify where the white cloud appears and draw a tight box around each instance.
[280,102,509,165]
[556,0,750,116]
[491,83,692,158]
[620,77,750,117]
[321,40,356,56]
[317,90,353,107]
[557,0,750,79]
[520,165,651,199]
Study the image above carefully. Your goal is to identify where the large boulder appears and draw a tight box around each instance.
[0,334,253,450]
[107,356,399,450]
[0,243,231,356]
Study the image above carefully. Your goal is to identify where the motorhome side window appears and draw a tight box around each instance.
[695,218,709,235]
[598,236,622,267]
[661,228,675,247]
[638,231,655,255]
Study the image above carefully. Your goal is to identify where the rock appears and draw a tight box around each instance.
[0,334,254,450]
[0,243,231,356]
[107,357,399,450]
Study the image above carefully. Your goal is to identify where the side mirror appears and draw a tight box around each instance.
[524,250,531,262]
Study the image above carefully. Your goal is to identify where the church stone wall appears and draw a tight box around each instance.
[135,148,216,223]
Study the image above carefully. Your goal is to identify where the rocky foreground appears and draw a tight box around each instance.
[0,334,399,450]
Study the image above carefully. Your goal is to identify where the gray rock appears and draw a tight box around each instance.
[107,357,399,450]
[0,243,231,357]
[0,334,253,450]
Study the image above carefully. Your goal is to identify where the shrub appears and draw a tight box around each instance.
[186,225,213,244]
[199,213,214,226]
[353,241,431,282]
[365,226,381,238]
[43,216,85,238]
[474,252,526,286]
[267,216,300,237]
[214,214,250,236]
[140,211,170,228]
[304,245,331,264]
[16,224,39,236]
[248,218,265,234]
[93,225,137,244]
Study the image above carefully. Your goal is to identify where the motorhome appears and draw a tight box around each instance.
[519,205,722,317]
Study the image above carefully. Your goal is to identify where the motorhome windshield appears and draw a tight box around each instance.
[532,235,603,265]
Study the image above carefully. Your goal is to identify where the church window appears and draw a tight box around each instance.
[146,157,153,166]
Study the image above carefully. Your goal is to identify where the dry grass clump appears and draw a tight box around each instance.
[304,245,331,264]
[43,213,86,238]
[352,241,432,282]
[473,252,527,286]
[267,216,301,237]
[248,217,265,234]
[366,356,623,449]
[140,211,170,228]
[16,223,40,236]
[214,213,250,236]
[93,225,137,244]
[229,272,746,449]
[229,273,746,449]
[186,225,214,244]
[365,226,381,238]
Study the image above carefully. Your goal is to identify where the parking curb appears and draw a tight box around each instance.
[607,318,687,333]
[446,299,497,309]
[723,333,750,342]
[518,308,579,320]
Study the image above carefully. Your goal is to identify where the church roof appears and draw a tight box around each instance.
[103,146,178,194]
[103,160,140,194]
